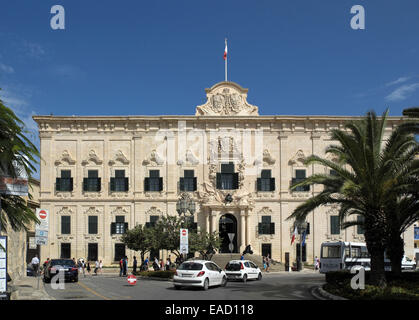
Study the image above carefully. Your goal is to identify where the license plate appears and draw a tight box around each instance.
[182,274,192,277]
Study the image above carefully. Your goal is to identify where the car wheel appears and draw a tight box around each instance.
[258,273,262,281]
[174,285,182,290]
[242,274,247,283]
[203,278,209,291]
[221,276,227,287]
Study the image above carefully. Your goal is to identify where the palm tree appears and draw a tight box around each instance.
[287,110,417,287]
[0,94,40,232]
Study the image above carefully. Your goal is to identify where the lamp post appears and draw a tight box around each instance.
[296,220,308,271]
[176,193,196,262]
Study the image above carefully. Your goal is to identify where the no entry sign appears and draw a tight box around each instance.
[127,275,137,285]
[39,210,47,219]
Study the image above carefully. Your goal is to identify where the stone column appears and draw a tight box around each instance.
[240,210,246,253]
[206,209,210,233]
[245,210,250,251]
[211,211,218,234]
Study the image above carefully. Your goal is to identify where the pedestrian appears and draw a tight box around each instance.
[31,255,40,275]
[166,258,170,271]
[262,256,267,271]
[81,259,86,277]
[154,257,159,270]
[42,258,50,275]
[123,256,128,276]
[144,257,149,271]
[160,259,164,270]
[266,254,270,272]
[314,256,320,271]
[99,260,103,274]
[133,256,137,274]
[240,254,244,260]
[119,258,124,276]
[87,262,91,275]
[94,260,99,275]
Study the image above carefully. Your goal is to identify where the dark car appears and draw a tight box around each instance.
[43,259,78,283]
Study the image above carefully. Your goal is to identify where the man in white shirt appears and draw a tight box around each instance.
[31,255,40,274]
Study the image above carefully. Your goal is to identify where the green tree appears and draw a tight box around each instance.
[121,224,156,264]
[154,215,190,258]
[0,95,40,232]
[287,110,418,287]
[189,231,221,260]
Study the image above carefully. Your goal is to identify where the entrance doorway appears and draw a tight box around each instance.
[219,214,238,253]
[262,243,272,258]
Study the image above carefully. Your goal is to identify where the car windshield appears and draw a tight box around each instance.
[51,259,75,267]
[321,245,341,258]
[225,262,241,271]
[178,262,203,270]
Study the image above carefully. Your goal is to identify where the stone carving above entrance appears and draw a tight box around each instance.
[195,82,259,116]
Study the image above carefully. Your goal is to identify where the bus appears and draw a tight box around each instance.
[320,241,373,273]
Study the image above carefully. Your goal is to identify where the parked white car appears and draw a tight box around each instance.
[224,260,262,283]
[173,260,227,290]
[402,255,416,270]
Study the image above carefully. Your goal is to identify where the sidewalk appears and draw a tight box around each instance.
[10,276,54,300]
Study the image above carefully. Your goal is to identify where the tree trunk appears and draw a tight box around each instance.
[364,215,387,288]
[387,233,404,277]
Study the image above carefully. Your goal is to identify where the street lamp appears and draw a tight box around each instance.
[296,220,308,271]
[176,193,196,262]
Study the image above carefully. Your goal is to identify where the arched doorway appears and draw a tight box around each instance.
[219,214,238,253]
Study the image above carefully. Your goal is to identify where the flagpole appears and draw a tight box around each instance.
[225,38,227,82]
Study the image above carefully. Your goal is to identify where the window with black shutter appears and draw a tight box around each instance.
[115,216,127,234]
[88,216,98,234]
[61,216,71,234]
[216,162,238,190]
[330,215,340,235]
[258,216,275,235]
[61,243,71,259]
[114,244,125,261]
[357,216,364,234]
[88,243,98,261]
[145,170,162,191]
[292,169,309,192]
[180,170,196,191]
[84,170,101,192]
[111,170,129,192]
[56,170,73,192]
[150,215,159,227]
[257,170,275,191]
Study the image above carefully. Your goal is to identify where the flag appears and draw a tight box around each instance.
[291,226,297,245]
[223,41,227,60]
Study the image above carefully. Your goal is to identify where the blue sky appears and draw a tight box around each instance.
[1,0,419,154]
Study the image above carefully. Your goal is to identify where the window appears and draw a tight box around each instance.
[88,243,98,261]
[144,170,163,191]
[111,216,128,234]
[61,243,71,259]
[56,170,73,192]
[88,216,98,234]
[114,244,125,261]
[216,162,239,190]
[180,170,197,191]
[258,216,275,234]
[110,170,129,192]
[357,216,364,234]
[257,170,275,191]
[321,245,341,258]
[292,169,309,192]
[83,170,101,192]
[330,215,340,235]
[146,215,159,228]
[61,216,71,234]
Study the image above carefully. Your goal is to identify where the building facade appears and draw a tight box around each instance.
[33,81,415,265]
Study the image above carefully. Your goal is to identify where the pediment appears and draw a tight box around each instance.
[195,81,259,116]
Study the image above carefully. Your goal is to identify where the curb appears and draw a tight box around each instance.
[315,285,348,300]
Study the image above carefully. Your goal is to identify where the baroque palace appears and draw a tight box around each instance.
[33,81,415,265]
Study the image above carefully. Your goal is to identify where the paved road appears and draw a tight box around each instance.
[44,272,325,300]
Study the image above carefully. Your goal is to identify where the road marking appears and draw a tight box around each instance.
[77,281,112,300]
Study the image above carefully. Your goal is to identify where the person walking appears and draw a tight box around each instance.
[119,258,124,276]
[266,254,270,272]
[133,256,137,274]
[81,259,86,277]
[123,256,128,276]
[144,257,149,271]
[262,256,267,271]
[166,258,170,271]
[99,260,103,274]
[94,260,99,275]
[31,255,40,275]
[314,256,320,271]
[160,259,164,270]
[86,262,91,275]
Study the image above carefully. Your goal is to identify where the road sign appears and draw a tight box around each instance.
[228,233,235,242]
[127,275,137,285]
[180,228,188,246]
[228,243,234,253]
[180,245,189,254]
[36,209,49,231]
[0,236,7,294]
